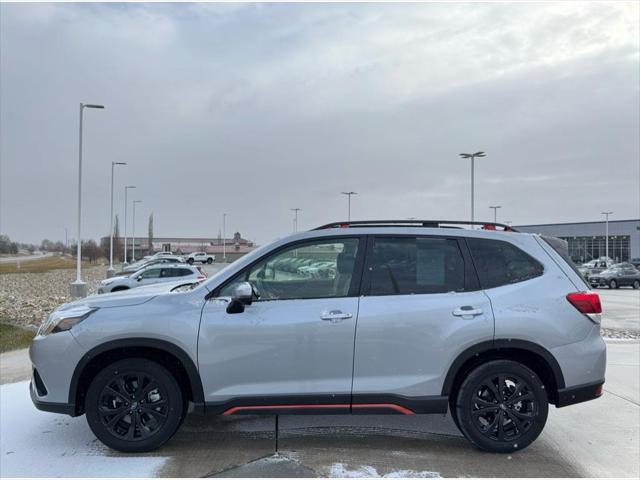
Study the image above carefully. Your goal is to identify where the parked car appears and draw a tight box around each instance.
[117,256,186,274]
[630,258,640,268]
[186,252,215,264]
[589,265,640,289]
[30,220,605,454]
[579,258,612,278]
[97,264,206,293]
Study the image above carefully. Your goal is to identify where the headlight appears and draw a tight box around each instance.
[37,306,98,336]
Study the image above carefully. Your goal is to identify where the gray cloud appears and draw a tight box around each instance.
[1,2,638,245]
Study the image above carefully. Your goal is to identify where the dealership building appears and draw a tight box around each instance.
[516,219,640,263]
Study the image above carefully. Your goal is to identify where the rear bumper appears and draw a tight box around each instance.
[556,380,604,407]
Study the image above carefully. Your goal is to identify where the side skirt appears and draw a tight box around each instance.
[205,394,449,416]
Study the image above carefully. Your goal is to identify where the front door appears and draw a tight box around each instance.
[352,236,493,411]
[199,236,364,414]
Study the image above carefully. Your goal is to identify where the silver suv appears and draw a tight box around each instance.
[29,220,606,453]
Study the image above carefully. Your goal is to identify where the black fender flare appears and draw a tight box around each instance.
[441,339,566,397]
[69,337,205,412]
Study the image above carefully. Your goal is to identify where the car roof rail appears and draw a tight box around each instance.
[312,220,518,232]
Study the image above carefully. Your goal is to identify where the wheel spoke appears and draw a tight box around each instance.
[126,412,139,439]
[497,411,506,440]
[485,378,501,402]
[472,396,496,408]
[104,386,127,402]
[140,381,160,400]
[507,392,533,405]
[99,404,128,415]
[510,409,535,420]
[506,410,524,433]
[141,405,167,418]
[106,409,129,429]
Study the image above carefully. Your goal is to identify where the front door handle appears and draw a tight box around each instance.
[320,310,353,323]
[452,306,483,317]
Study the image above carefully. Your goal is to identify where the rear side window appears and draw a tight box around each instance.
[467,238,543,289]
[367,237,465,295]
[542,235,589,288]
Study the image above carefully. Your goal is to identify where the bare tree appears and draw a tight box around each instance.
[147,213,154,255]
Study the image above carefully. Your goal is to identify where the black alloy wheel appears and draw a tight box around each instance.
[454,360,548,453]
[86,358,183,452]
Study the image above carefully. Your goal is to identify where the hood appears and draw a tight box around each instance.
[57,280,201,311]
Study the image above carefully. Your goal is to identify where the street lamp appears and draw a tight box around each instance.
[70,102,104,298]
[222,213,227,262]
[459,151,486,224]
[107,162,127,278]
[601,211,613,260]
[341,192,357,221]
[291,208,301,233]
[489,205,502,223]
[123,185,136,265]
[132,200,142,261]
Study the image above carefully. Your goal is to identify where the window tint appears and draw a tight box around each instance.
[367,237,465,295]
[467,238,543,289]
[218,238,360,300]
[178,268,193,277]
[139,268,161,279]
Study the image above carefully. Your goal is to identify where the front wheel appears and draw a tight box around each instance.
[187,258,194,265]
[609,279,618,289]
[85,358,184,452]
[454,360,548,453]
[207,258,213,264]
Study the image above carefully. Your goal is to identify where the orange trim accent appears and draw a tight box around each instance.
[222,404,350,416]
[222,403,415,416]
[352,403,415,415]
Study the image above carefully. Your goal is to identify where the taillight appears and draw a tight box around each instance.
[566,292,602,323]
[197,275,206,281]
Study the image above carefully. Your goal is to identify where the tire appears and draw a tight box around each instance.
[609,279,618,289]
[633,280,639,290]
[207,258,213,264]
[454,360,548,453]
[85,358,184,453]
[187,258,194,265]
[111,286,129,292]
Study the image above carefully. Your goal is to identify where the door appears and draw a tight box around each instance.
[199,236,364,410]
[352,236,493,406]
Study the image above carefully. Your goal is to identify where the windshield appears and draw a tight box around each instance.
[601,268,621,275]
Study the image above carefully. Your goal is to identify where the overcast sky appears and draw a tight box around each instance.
[1,2,638,246]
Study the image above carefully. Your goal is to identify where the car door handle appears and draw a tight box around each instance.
[452,306,483,317]
[320,310,353,322]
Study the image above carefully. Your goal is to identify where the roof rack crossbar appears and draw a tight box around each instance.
[312,220,518,232]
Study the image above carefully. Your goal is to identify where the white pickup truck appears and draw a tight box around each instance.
[186,252,215,264]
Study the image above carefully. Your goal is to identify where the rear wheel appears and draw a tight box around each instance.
[454,360,548,453]
[207,258,213,264]
[85,358,184,452]
[633,280,639,290]
[187,258,194,265]
[609,279,618,289]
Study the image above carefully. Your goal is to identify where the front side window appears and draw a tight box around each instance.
[467,238,543,289]
[367,237,465,295]
[218,238,360,300]
[139,268,161,279]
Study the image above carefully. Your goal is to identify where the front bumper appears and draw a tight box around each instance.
[589,278,608,288]
[30,378,76,415]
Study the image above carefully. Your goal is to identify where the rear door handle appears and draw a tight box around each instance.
[452,306,483,317]
[320,310,353,322]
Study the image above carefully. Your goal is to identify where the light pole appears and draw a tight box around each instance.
[489,205,502,223]
[132,200,142,261]
[123,185,136,265]
[341,191,357,221]
[107,162,127,277]
[601,211,613,260]
[459,152,486,224]
[291,208,301,233]
[70,102,104,298]
[222,213,227,262]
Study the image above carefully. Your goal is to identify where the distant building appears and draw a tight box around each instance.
[110,232,257,262]
[516,219,640,263]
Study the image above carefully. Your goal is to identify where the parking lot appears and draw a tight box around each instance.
[1,275,638,478]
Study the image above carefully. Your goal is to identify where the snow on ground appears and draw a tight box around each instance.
[0,381,167,478]
[329,463,440,478]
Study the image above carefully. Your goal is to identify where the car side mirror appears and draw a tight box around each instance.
[137,277,142,282]
[226,282,253,314]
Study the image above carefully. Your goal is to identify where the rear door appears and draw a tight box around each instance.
[352,235,493,409]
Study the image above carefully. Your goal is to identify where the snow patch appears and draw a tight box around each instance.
[330,463,440,478]
[0,381,167,477]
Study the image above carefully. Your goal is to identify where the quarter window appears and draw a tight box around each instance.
[218,238,360,300]
[367,237,465,295]
[467,238,543,289]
